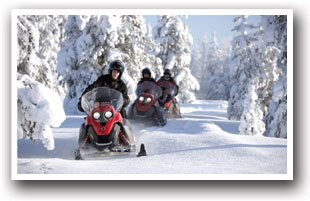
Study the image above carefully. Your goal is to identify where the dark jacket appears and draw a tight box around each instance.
[156,77,179,96]
[157,77,177,85]
[137,77,156,85]
[78,74,130,117]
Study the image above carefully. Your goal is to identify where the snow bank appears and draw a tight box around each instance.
[17,73,66,150]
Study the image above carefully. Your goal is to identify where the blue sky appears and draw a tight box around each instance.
[144,15,261,48]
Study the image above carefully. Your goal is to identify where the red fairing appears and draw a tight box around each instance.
[86,103,122,135]
[136,93,156,112]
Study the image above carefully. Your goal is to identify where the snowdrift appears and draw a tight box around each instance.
[17,73,66,150]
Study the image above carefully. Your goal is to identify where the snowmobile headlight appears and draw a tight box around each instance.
[139,96,144,102]
[146,97,152,103]
[104,110,113,119]
[92,112,101,120]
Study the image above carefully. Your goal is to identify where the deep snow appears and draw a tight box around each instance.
[16,100,287,178]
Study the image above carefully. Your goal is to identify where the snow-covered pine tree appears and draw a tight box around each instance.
[207,32,223,76]
[38,15,66,94]
[17,16,37,74]
[239,82,265,135]
[262,15,287,138]
[144,20,164,81]
[154,15,199,103]
[17,15,66,94]
[243,20,281,118]
[204,32,230,100]
[190,33,208,99]
[57,15,92,113]
[57,15,89,80]
[58,15,124,114]
[17,73,66,150]
[190,46,203,99]
[191,32,231,101]
[65,15,89,41]
[117,15,163,82]
[258,45,282,115]
[229,16,268,136]
[220,39,233,100]
[17,15,66,150]
[190,34,208,82]
[228,15,260,120]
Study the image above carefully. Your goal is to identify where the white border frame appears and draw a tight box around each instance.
[11,9,293,180]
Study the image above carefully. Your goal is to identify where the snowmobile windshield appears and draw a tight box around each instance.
[157,80,177,97]
[81,87,124,114]
[136,81,162,99]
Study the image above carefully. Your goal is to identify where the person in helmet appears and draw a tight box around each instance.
[77,60,130,118]
[138,67,156,84]
[134,67,167,126]
[157,69,178,86]
[156,69,179,105]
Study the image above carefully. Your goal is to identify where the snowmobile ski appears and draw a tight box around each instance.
[74,143,147,160]
[74,149,83,160]
[137,143,147,157]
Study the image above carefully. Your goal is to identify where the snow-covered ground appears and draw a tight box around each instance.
[17,100,287,178]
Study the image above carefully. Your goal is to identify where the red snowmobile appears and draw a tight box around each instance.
[75,87,145,160]
[157,80,182,119]
[130,81,166,126]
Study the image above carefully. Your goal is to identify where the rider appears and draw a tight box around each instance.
[138,67,156,84]
[136,67,167,126]
[156,69,179,105]
[77,60,130,118]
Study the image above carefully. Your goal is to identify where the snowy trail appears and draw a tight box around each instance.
[17,100,287,175]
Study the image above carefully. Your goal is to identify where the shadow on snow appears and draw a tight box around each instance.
[149,144,287,156]
[18,137,77,160]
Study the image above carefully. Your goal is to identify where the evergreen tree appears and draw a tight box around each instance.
[17,73,66,150]
[190,33,208,99]
[204,32,230,100]
[190,34,208,82]
[228,15,260,120]
[17,15,66,150]
[262,15,287,138]
[228,15,287,138]
[258,45,282,115]
[58,15,123,114]
[239,82,265,135]
[190,33,231,101]
[57,15,89,96]
[17,16,38,76]
[144,20,164,81]
[207,32,223,76]
[118,15,163,82]
[220,39,233,100]
[17,15,66,94]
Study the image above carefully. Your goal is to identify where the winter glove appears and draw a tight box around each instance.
[166,95,172,103]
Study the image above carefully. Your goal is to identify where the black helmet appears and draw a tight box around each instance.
[142,67,151,77]
[109,60,125,79]
[164,69,171,76]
